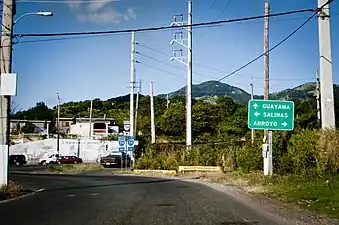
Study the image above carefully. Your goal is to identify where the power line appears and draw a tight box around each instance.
[208,0,218,10]
[14,8,316,37]
[137,44,315,82]
[251,76,314,81]
[16,0,119,3]
[196,0,334,92]
[15,13,339,44]
[215,0,234,20]
[137,51,217,80]
[136,60,188,80]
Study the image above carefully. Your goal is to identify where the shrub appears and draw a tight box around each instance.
[287,130,319,174]
[236,142,262,173]
[318,129,339,173]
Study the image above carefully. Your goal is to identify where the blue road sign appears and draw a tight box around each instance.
[127,136,134,152]
[118,136,125,152]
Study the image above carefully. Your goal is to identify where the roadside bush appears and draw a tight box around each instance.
[236,142,262,173]
[287,130,319,174]
[318,129,339,173]
[272,131,293,174]
[135,142,232,170]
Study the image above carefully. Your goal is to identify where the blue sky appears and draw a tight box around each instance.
[9,0,339,109]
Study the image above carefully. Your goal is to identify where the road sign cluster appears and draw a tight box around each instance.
[248,99,295,131]
[118,135,134,152]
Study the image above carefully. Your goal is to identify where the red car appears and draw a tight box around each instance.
[56,156,83,164]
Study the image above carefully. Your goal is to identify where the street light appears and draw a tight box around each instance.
[14,11,53,25]
[56,92,61,155]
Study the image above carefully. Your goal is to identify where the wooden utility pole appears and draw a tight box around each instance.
[263,1,270,143]
[316,70,321,127]
[250,77,254,143]
[150,81,155,144]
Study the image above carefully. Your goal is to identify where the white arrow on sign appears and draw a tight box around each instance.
[281,122,287,127]
[254,112,260,117]
[253,103,258,109]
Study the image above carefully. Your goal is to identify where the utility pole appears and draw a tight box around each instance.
[130,31,136,137]
[166,93,169,109]
[262,1,272,177]
[56,92,61,155]
[250,77,254,143]
[263,1,270,143]
[318,0,335,129]
[316,70,321,127]
[150,81,155,144]
[186,0,193,147]
[134,79,141,136]
[89,99,93,138]
[169,0,192,147]
[0,0,14,186]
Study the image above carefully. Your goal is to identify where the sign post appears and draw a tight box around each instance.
[118,136,125,170]
[248,99,295,176]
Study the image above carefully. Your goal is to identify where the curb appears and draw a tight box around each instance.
[0,188,45,204]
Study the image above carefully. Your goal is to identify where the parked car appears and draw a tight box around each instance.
[56,156,83,164]
[9,154,27,166]
[100,152,131,168]
[38,154,60,165]
[100,154,121,167]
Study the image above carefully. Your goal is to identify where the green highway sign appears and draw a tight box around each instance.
[248,99,295,131]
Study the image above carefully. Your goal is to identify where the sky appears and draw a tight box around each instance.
[7,0,339,110]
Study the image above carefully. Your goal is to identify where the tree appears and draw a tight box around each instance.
[158,102,185,137]
[10,100,21,117]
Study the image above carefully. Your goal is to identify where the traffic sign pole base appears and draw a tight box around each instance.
[263,156,273,176]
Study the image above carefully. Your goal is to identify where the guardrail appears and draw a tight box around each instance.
[178,166,223,173]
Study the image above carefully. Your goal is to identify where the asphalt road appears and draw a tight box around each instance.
[0,172,282,225]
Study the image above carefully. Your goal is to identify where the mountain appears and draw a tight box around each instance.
[268,82,317,101]
[108,94,144,103]
[158,81,251,104]
[158,81,325,104]
[107,81,335,105]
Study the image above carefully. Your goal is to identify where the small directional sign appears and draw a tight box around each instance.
[127,136,134,152]
[118,136,126,152]
[248,99,295,131]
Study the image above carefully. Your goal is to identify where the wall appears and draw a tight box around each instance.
[9,138,138,164]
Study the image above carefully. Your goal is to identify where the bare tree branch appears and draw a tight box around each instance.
[10,100,21,116]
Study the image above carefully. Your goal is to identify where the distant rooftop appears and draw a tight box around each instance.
[59,117,115,122]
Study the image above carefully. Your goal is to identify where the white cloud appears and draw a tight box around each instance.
[67,0,136,24]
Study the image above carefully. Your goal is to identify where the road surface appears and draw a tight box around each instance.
[1,172,281,225]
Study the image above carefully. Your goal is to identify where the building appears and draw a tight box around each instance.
[10,119,51,136]
[68,117,118,138]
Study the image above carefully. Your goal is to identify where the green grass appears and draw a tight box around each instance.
[0,181,31,201]
[48,163,103,173]
[220,171,339,219]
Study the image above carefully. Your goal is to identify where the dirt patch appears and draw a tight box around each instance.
[0,181,32,201]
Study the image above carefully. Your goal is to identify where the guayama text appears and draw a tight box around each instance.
[262,104,290,110]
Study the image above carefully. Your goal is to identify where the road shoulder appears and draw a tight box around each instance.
[114,171,339,225]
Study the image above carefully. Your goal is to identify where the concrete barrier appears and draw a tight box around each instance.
[178,166,222,173]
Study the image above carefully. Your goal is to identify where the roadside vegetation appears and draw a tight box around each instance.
[48,163,103,173]
[0,181,31,201]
